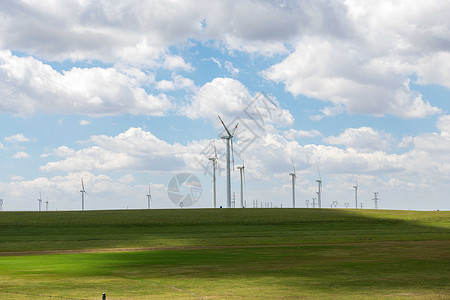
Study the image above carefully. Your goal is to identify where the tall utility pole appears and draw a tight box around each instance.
[312,197,317,208]
[372,192,379,209]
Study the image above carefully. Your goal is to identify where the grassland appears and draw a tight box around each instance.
[0,208,449,299]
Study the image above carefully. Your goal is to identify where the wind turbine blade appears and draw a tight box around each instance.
[356,177,358,187]
[218,115,232,137]
[243,167,246,184]
[231,139,235,170]
[231,123,239,136]
[81,178,85,191]
[213,140,218,159]
[291,156,296,174]
[318,168,322,180]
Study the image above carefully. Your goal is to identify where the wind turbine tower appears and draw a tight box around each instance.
[45,197,49,211]
[372,192,379,210]
[353,179,358,209]
[237,162,245,208]
[146,184,152,209]
[289,158,296,208]
[80,178,87,211]
[0,199,3,211]
[218,115,238,208]
[316,170,322,208]
[38,192,42,212]
[208,141,218,208]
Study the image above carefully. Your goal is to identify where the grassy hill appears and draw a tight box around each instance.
[0,208,449,299]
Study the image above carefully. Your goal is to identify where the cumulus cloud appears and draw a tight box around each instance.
[184,78,294,129]
[0,51,172,116]
[12,151,30,159]
[4,133,30,144]
[324,127,394,152]
[0,0,304,66]
[284,129,322,140]
[264,37,441,119]
[40,127,191,173]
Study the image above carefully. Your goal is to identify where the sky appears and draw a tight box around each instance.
[0,0,449,211]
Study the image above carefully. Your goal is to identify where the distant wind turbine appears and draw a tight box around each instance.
[353,178,358,209]
[316,169,322,208]
[80,178,87,211]
[37,192,42,212]
[45,197,49,211]
[146,184,152,209]
[208,141,218,208]
[218,115,239,208]
[289,157,296,208]
[0,198,3,211]
[237,160,245,208]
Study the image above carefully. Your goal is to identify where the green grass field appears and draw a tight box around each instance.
[0,208,449,299]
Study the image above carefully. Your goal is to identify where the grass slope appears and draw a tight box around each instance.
[0,209,449,299]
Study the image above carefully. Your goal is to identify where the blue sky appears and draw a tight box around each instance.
[0,1,449,211]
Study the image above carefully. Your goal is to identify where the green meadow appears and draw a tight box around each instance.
[0,208,449,299]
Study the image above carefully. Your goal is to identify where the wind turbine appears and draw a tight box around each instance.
[208,141,218,208]
[218,115,239,208]
[146,184,152,209]
[37,192,42,212]
[289,157,296,208]
[0,198,3,211]
[45,197,49,211]
[316,169,322,208]
[237,161,245,208]
[353,178,358,209]
[80,178,87,211]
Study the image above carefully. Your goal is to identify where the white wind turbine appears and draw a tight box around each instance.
[218,115,239,208]
[37,192,42,212]
[208,141,219,208]
[45,196,49,211]
[146,184,152,209]
[353,178,358,209]
[80,178,87,211]
[316,169,322,208]
[237,160,245,208]
[289,157,296,208]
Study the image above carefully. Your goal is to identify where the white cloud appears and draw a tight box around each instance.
[0,51,173,116]
[4,133,30,144]
[324,127,394,152]
[79,120,90,126]
[184,78,294,129]
[264,37,441,119]
[0,0,304,67]
[162,55,193,72]
[156,80,175,91]
[0,142,5,150]
[12,151,30,159]
[156,74,196,92]
[284,129,322,140]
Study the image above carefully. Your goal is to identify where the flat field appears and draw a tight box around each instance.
[0,208,449,299]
